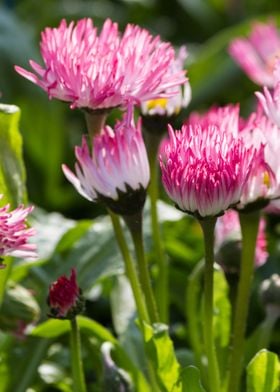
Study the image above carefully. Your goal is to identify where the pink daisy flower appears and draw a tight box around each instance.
[229,20,280,87]
[141,46,191,117]
[256,72,280,128]
[160,124,256,218]
[62,105,150,215]
[15,18,186,111]
[238,107,280,208]
[184,104,277,210]
[0,199,37,263]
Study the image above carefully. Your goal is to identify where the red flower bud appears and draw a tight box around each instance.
[48,269,84,319]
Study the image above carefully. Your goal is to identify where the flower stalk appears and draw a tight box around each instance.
[84,110,108,139]
[70,317,87,392]
[227,210,260,392]
[124,211,159,324]
[109,210,150,324]
[199,217,221,392]
[145,131,169,323]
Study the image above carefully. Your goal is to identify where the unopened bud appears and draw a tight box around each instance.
[47,269,85,320]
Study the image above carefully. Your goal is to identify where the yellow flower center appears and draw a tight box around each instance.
[146,98,168,111]
[263,171,271,188]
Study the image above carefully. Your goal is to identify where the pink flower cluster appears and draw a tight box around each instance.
[160,104,280,218]
[0,200,36,261]
[15,18,186,111]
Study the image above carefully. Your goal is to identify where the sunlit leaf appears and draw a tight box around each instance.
[0,104,26,207]
[180,366,206,392]
[247,349,279,392]
[143,323,181,391]
[213,266,231,348]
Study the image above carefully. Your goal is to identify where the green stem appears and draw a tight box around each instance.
[109,211,150,324]
[147,132,169,323]
[186,259,207,381]
[84,110,109,139]
[199,217,221,392]
[227,210,260,392]
[70,317,87,392]
[124,212,159,324]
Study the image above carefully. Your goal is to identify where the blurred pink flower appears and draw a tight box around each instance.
[15,18,186,111]
[215,209,268,269]
[238,107,280,208]
[229,20,280,87]
[0,199,36,261]
[48,269,84,319]
[141,46,191,117]
[62,106,150,214]
[186,104,240,136]
[256,81,280,128]
[160,123,256,218]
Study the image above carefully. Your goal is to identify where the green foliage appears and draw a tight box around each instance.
[246,349,280,392]
[180,366,206,392]
[0,104,26,207]
[143,322,181,391]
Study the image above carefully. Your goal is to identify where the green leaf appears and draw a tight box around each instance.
[213,266,231,348]
[143,323,181,392]
[180,366,206,392]
[30,316,118,343]
[0,104,26,207]
[247,349,280,392]
[31,316,150,391]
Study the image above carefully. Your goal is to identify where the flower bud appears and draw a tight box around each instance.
[48,269,85,320]
[0,283,40,337]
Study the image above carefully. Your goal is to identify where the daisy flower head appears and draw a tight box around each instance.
[160,123,255,219]
[229,20,280,87]
[0,198,37,263]
[15,18,186,112]
[62,105,150,215]
[141,46,191,118]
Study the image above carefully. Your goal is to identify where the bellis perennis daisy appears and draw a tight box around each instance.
[62,106,150,215]
[229,20,280,87]
[141,46,191,117]
[0,198,36,264]
[15,18,186,111]
[238,107,280,209]
[160,124,257,219]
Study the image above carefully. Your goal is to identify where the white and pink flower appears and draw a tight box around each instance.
[15,18,186,111]
[238,108,280,208]
[160,123,256,218]
[0,199,36,261]
[256,81,280,128]
[229,20,280,87]
[141,46,191,117]
[62,106,150,214]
